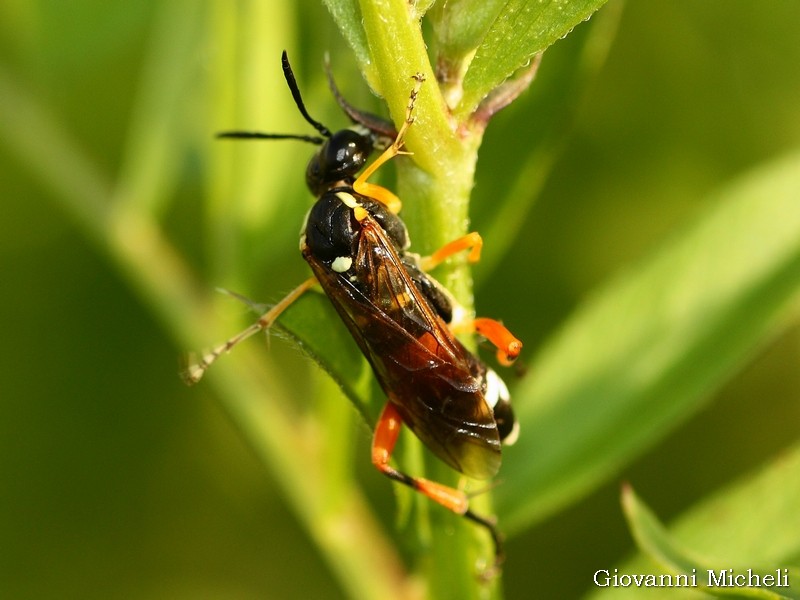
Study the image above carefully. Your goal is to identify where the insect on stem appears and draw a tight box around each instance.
[184,53,522,575]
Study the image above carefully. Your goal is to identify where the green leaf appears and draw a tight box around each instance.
[473,0,622,281]
[653,444,800,569]
[429,0,507,61]
[276,290,384,424]
[458,0,610,117]
[321,0,373,82]
[494,149,800,532]
[602,473,800,599]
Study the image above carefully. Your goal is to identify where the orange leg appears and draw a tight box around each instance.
[181,276,317,384]
[353,73,425,214]
[372,402,504,563]
[474,318,523,366]
[419,231,483,271]
[450,317,522,367]
[419,232,521,366]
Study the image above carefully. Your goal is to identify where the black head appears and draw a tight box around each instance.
[217,51,396,196]
[305,128,373,195]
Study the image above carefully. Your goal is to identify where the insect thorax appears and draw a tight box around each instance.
[301,190,408,267]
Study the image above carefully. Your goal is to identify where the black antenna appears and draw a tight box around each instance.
[215,131,325,144]
[280,50,332,138]
[216,50,331,145]
[323,53,396,140]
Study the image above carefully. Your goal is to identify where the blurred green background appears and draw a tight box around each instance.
[1,1,799,598]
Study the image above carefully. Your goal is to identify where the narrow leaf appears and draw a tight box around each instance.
[277,291,384,423]
[429,0,506,61]
[474,1,622,281]
[612,479,800,599]
[322,0,371,77]
[495,149,800,532]
[458,0,610,117]
[654,442,800,569]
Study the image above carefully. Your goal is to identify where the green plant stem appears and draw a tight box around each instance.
[356,0,500,596]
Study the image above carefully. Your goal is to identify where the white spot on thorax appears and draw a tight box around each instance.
[331,256,353,273]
